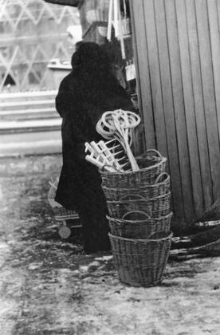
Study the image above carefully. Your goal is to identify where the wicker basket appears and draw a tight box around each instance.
[107,193,171,219]
[107,211,173,238]
[109,232,173,287]
[48,181,80,222]
[102,172,170,201]
[100,149,167,188]
[48,180,62,209]
[53,207,80,221]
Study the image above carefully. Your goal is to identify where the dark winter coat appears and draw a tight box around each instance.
[54,42,133,252]
[55,64,133,213]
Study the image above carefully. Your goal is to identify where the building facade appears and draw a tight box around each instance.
[0,0,80,92]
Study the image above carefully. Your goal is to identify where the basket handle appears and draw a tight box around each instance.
[154,172,169,184]
[136,149,163,160]
[122,210,151,220]
[119,194,146,201]
[146,149,163,158]
[49,180,57,190]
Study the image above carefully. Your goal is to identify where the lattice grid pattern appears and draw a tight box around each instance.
[0,0,80,92]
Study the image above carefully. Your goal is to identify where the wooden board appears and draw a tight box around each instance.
[185,0,213,210]
[195,0,220,199]
[165,0,195,223]
[175,0,203,218]
[153,0,186,225]
[130,0,156,149]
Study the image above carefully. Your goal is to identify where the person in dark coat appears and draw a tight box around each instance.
[55,42,133,253]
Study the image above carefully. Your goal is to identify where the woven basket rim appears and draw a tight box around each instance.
[100,158,167,176]
[107,192,171,204]
[109,231,173,242]
[106,211,173,224]
[102,176,170,191]
[100,153,167,177]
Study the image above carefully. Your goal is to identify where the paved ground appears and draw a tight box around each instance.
[1,154,220,335]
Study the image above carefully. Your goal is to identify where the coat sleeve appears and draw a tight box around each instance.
[55,76,72,118]
[56,76,89,161]
[108,83,135,112]
[62,115,88,161]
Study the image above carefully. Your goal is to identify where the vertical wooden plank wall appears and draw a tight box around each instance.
[130,0,156,149]
[130,0,220,230]
[165,0,195,224]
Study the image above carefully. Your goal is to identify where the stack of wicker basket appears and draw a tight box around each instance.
[100,149,173,287]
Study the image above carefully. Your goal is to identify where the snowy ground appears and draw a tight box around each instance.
[0,154,220,335]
